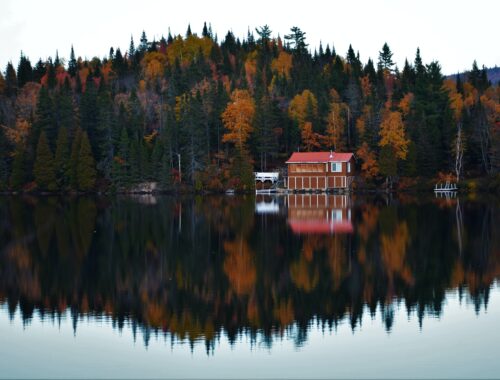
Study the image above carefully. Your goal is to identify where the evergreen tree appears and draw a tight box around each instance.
[54,126,70,189]
[284,27,308,55]
[10,145,25,190]
[139,31,148,54]
[0,129,10,190]
[77,131,97,191]
[33,59,46,82]
[112,127,130,189]
[34,131,57,191]
[5,62,18,96]
[47,59,57,89]
[34,86,56,147]
[378,42,394,72]
[68,45,78,77]
[69,128,82,189]
[17,52,33,87]
[202,22,209,38]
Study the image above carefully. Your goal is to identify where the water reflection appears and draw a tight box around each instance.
[0,194,498,349]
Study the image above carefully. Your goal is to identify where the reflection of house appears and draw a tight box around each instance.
[285,152,355,191]
[255,195,281,214]
[287,194,353,234]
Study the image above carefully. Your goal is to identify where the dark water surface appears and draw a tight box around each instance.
[0,194,499,379]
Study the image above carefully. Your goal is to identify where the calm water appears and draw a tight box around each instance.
[0,193,499,379]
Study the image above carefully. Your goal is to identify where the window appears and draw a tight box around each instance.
[347,162,351,173]
[331,162,342,172]
[331,209,343,222]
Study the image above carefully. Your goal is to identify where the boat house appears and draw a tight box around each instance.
[285,152,355,191]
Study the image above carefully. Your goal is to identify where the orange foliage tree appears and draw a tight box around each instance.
[379,111,409,160]
[356,142,379,179]
[221,89,255,151]
[271,51,292,80]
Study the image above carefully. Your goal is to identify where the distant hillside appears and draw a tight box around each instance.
[447,66,500,85]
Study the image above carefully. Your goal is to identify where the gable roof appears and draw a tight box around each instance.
[286,152,353,163]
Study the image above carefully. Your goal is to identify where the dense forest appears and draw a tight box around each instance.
[0,24,498,192]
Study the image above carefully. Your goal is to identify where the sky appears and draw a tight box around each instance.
[1,0,499,75]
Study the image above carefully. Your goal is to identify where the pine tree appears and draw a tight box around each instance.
[5,62,18,96]
[10,145,25,190]
[17,52,33,87]
[68,45,78,77]
[378,43,394,72]
[54,126,70,189]
[34,131,57,191]
[69,128,82,189]
[112,127,130,189]
[139,31,148,54]
[77,132,96,191]
[0,129,10,190]
[33,59,46,82]
[34,86,56,147]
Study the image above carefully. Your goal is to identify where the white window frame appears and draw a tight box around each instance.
[331,162,342,173]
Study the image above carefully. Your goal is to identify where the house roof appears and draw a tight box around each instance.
[286,152,353,163]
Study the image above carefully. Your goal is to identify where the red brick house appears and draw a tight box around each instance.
[285,152,355,191]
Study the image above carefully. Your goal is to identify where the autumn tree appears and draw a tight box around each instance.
[222,89,255,151]
[379,111,409,182]
[356,142,379,180]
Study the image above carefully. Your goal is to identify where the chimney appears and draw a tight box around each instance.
[329,150,333,159]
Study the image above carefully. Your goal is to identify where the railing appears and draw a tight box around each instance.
[255,172,280,182]
[434,181,458,192]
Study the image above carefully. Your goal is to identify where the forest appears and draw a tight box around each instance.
[0,23,498,192]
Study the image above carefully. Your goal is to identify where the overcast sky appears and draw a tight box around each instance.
[1,0,498,75]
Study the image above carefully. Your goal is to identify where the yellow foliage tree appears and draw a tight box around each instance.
[288,89,317,126]
[222,89,255,150]
[379,111,409,160]
[271,51,292,80]
[141,52,168,83]
[166,35,213,66]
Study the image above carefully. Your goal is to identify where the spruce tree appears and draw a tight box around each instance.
[17,52,33,88]
[69,128,82,189]
[0,129,10,190]
[68,45,78,77]
[34,132,57,191]
[378,43,394,72]
[77,132,97,191]
[10,145,25,190]
[112,127,130,189]
[54,127,70,189]
[5,62,18,96]
[34,86,56,147]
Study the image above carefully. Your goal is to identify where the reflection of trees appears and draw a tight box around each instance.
[0,195,499,348]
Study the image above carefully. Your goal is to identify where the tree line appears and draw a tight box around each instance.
[0,24,498,192]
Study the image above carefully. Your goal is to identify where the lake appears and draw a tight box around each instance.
[0,193,499,379]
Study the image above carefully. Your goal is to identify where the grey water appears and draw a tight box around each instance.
[0,193,499,379]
